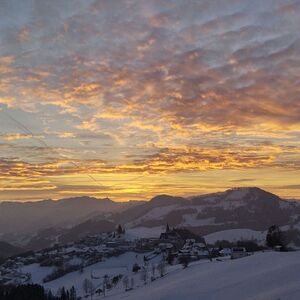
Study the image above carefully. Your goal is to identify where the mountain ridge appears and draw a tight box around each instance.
[1,187,300,253]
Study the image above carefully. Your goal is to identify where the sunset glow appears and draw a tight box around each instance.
[0,0,300,201]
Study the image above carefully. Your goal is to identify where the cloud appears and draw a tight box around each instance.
[278,185,300,190]
[1,133,36,141]
[230,178,256,183]
[0,0,300,200]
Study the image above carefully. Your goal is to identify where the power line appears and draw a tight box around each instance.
[1,110,148,194]
[2,110,106,188]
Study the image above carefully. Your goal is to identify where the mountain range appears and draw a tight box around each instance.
[1,187,300,256]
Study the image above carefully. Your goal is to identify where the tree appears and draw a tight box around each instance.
[151,263,156,278]
[132,263,141,273]
[266,225,285,248]
[122,275,129,291]
[95,288,103,297]
[167,253,174,265]
[179,256,190,268]
[130,277,134,289]
[82,278,94,298]
[0,284,50,300]
[82,278,90,295]
[58,287,67,300]
[69,286,76,300]
[166,223,170,233]
[102,274,110,296]
[157,260,165,277]
[140,266,148,284]
[47,290,55,300]
[112,275,121,286]
[117,224,123,235]
[103,275,110,289]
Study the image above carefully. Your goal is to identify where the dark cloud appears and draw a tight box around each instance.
[278,184,300,190]
[230,178,256,183]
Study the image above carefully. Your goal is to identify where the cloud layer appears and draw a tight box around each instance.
[0,0,300,200]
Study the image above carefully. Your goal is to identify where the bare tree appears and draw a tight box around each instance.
[140,266,148,284]
[157,260,165,277]
[123,275,129,291]
[130,277,134,289]
[82,278,90,295]
[151,263,156,279]
[82,278,94,299]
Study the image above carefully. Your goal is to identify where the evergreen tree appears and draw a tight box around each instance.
[47,290,54,300]
[132,263,141,273]
[59,287,67,300]
[117,224,123,235]
[266,225,285,248]
[166,223,170,233]
[69,286,76,300]
[167,253,174,265]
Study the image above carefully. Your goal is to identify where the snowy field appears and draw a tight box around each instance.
[22,250,300,300]
[104,251,300,300]
[23,251,164,296]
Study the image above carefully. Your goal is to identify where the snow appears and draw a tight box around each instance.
[182,215,216,226]
[130,205,180,225]
[226,189,249,200]
[20,247,300,300]
[205,229,266,244]
[126,226,164,239]
[24,251,162,296]
[279,200,295,209]
[21,264,54,284]
[45,252,143,293]
[105,251,300,300]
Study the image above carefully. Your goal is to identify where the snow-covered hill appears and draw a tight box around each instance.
[3,221,300,300]
[120,188,300,246]
[106,251,300,300]
[17,250,300,300]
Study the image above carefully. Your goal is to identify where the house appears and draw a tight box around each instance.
[231,247,248,259]
[179,240,209,259]
[135,238,160,252]
[219,248,232,256]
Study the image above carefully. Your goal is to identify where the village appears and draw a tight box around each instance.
[0,224,252,290]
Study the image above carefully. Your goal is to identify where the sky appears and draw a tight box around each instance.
[0,0,300,202]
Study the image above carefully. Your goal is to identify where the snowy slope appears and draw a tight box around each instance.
[105,251,300,300]
[122,188,300,237]
[44,252,143,294]
[205,229,266,244]
[22,252,162,296]
[126,226,164,239]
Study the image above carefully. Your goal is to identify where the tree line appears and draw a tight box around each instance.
[0,284,77,300]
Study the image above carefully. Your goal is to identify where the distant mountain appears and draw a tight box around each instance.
[113,187,300,245]
[2,188,300,250]
[0,196,142,238]
[0,241,24,259]
[149,195,187,207]
[113,195,188,225]
[25,218,116,250]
